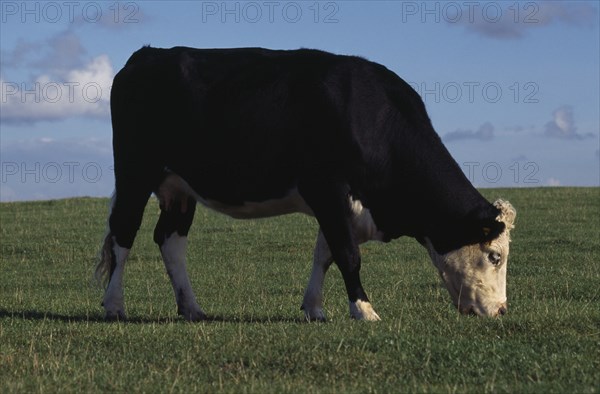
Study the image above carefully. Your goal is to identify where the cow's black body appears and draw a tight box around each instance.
[107,46,504,313]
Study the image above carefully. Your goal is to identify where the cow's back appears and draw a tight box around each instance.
[111,47,363,202]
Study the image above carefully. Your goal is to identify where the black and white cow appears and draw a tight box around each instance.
[97,46,516,321]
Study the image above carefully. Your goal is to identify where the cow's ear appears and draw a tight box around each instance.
[479,199,515,242]
[493,199,516,230]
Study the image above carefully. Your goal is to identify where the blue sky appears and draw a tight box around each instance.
[1,1,599,201]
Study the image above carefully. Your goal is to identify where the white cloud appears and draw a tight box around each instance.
[443,121,494,142]
[1,30,87,75]
[1,29,115,125]
[1,54,113,124]
[547,178,561,187]
[544,105,595,140]
[449,2,598,40]
[0,38,42,69]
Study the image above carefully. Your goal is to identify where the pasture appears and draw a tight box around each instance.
[1,187,598,393]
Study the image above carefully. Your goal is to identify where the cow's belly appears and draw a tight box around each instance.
[197,188,313,219]
[156,172,313,219]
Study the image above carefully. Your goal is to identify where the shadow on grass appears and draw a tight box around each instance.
[0,309,312,325]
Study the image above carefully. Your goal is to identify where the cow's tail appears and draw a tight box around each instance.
[94,192,117,288]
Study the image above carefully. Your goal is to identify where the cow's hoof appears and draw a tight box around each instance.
[349,300,381,321]
[178,306,207,322]
[105,310,126,322]
[302,306,327,322]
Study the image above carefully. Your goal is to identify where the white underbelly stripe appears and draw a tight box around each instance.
[156,172,313,219]
[196,190,314,219]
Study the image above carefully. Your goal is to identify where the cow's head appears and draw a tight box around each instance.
[425,199,516,317]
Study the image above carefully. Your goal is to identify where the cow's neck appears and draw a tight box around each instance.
[404,128,493,252]
[366,123,492,253]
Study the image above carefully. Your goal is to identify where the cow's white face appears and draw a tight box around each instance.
[425,200,516,317]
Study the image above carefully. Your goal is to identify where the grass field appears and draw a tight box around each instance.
[1,187,598,393]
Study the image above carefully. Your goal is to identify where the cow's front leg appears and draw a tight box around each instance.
[302,230,333,321]
[154,196,206,321]
[299,180,381,321]
[340,252,381,321]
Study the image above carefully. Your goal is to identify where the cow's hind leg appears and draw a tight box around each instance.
[97,183,152,320]
[301,230,333,321]
[154,193,205,321]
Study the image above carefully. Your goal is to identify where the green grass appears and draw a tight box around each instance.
[1,188,598,393]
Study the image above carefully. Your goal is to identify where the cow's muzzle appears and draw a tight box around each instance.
[460,302,508,317]
[498,303,508,316]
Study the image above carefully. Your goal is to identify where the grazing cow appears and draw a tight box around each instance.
[96,46,516,321]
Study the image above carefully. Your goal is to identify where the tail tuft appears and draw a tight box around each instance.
[94,192,117,288]
[94,233,114,288]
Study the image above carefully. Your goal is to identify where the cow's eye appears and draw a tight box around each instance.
[488,252,501,265]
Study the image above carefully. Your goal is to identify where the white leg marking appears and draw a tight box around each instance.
[103,237,130,320]
[302,230,332,321]
[161,233,206,321]
[349,300,381,321]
